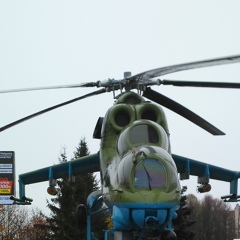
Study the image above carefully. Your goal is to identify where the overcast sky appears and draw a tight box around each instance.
[1,1,240,214]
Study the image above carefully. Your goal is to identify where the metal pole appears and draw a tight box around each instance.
[87,213,91,240]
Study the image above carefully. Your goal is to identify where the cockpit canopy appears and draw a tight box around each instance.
[117,148,179,192]
[118,156,167,190]
[134,158,167,189]
[117,120,169,158]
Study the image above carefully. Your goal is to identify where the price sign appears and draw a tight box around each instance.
[0,152,15,204]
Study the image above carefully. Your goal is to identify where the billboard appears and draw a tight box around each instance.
[0,151,15,204]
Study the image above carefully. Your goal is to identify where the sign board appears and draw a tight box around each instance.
[0,152,15,204]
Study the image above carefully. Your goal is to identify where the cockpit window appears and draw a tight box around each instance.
[134,158,167,189]
[129,125,159,145]
[118,123,160,158]
[118,155,133,189]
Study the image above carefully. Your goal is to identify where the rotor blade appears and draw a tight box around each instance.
[0,88,106,132]
[161,80,240,88]
[142,87,225,136]
[0,82,98,94]
[130,54,240,81]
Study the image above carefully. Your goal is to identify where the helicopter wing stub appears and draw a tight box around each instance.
[143,87,225,136]
[129,54,240,81]
[0,88,106,132]
[173,154,240,196]
[18,153,100,189]
[173,154,240,182]
[17,153,100,200]
[161,80,240,89]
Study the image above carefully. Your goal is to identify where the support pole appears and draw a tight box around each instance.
[230,178,238,195]
[87,213,91,240]
[18,176,25,199]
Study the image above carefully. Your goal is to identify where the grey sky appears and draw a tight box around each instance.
[1,1,240,213]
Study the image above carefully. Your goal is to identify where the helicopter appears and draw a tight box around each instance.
[2,54,240,240]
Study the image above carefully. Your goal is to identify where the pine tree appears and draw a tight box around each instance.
[46,139,106,239]
[73,138,108,240]
[46,147,78,240]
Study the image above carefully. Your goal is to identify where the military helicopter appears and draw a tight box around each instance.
[2,54,240,240]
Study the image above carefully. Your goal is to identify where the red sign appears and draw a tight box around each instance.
[0,179,13,194]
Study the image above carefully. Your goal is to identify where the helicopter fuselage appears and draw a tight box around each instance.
[97,92,181,238]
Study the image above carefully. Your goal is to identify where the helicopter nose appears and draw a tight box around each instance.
[131,209,168,229]
[117,148,168,191]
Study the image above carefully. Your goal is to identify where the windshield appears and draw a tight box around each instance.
[129,124,159,145]
[134,158,167,189]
